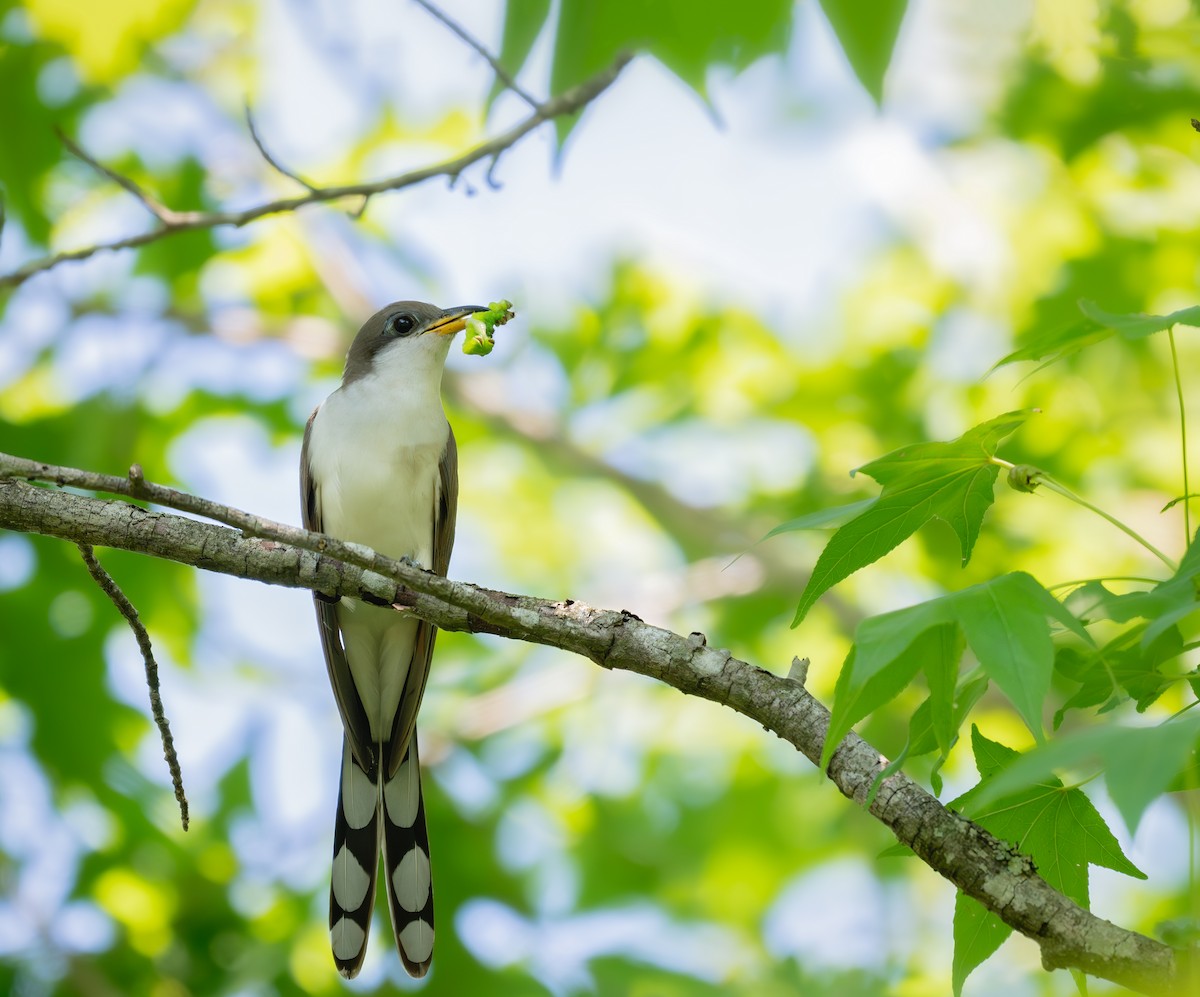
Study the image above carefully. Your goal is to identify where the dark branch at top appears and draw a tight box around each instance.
[0,54,630,292]
[412,0,543,111]
[243,105,319,192]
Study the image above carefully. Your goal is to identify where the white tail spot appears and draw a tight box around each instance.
[342,749,377,830]
[399,918,434,964]
[331,915,366,962]
[331,843,371,911]
[383,754,420,828]
[392,846,431,912]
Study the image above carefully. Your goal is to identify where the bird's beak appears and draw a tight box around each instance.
[425,305,486,337]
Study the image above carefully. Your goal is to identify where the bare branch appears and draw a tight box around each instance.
[55,127,182,225]
[1,55,631,292]
[0,454,1188,995]
[243,104,318,191]
[412,0,543,111]
[76,542,189,831]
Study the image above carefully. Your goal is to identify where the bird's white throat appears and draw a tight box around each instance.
[307,333,453,563]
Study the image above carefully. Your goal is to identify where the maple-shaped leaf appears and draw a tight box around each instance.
[994,299,1200,370]
[821,572,1089,769]
[793,411,1028,626]
[948,728,1145,994]
[969,718,1200,836]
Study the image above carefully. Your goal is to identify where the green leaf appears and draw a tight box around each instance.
[764,497,878,537]
[816,0,909,104]
[952,895,1011,997]
[1078,299,1200,340]
[970,719,1200,835]
[488,0,552,110]
[822,572,1087,768]
[950,729,1146,991]
[824,640,925,771]
[907,672,988,795]
[1063,541,1200,650]
[992,301,1200,371]
[1052,625,1182,726]
[793,411,1028,625]
[923,624,966,758]
[991,317,1114,370]
[549,0,793,147]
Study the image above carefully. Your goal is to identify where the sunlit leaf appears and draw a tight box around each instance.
[1078,299,1200,339]
[23,0,197,84]
[794,411,1029,625]
[764,497,877,537]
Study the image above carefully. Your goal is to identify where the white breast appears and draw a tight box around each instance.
[308,365,449,566]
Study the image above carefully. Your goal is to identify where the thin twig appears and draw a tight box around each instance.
[1,54,631,291]
[412,0,543,111]
[76,543,189,831]
[243,104,318,191]
[485,154,503,189]
[55,127,182,225]
[1167,326,1192,543]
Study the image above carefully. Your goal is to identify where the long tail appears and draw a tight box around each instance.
[329,739,380,978]
[381,735,435,976]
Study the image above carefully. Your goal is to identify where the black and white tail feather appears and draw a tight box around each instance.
[329,737,435,977]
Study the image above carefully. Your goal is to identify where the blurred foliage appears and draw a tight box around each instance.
[1,1,1200,996]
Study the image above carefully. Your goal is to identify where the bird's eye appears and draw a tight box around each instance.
[386,313,416,337]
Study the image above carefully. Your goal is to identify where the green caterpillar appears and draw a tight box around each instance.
[463,300,515,356]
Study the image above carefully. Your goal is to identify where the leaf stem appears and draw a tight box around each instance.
[1034,474,1177,571]
[1168,325,1192,544]
[1046,575,1162,592]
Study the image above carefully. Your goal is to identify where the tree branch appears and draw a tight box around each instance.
[0,459,1188,995]
[77,543,188,830]
[242,105,319,192]
[55,127,183,225]
[0,54,630,291]
[412,0,542,111]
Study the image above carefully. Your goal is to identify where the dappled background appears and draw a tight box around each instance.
[1,0,1199,994]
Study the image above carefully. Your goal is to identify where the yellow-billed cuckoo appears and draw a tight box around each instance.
[300,300,482,978]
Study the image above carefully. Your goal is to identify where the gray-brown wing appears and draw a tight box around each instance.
[384,427,458,778]
[301,410,375,775]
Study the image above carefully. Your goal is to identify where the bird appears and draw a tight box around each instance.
[300,300,482,978]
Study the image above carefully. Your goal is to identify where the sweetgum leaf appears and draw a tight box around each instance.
[821,572,1087,769]
[816,0,908,104]
[793,411,1029,625]
[969,719,1200,835]
[950,728,1145,992]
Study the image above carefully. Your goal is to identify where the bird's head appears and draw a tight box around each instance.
[342,301,485,385]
